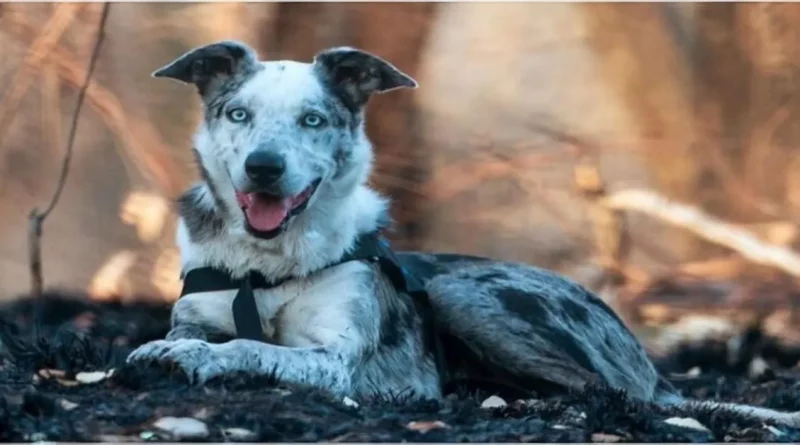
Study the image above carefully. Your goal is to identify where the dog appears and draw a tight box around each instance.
[127,40,800,426]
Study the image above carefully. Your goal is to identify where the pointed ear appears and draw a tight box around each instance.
[313,47,417,110]
[152,40,260,98]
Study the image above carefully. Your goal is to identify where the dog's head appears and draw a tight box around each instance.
[155,40,416,239]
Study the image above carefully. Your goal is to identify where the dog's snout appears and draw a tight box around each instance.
[244,151,286,185]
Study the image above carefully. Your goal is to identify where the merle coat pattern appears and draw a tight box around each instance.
[127,40,800,426]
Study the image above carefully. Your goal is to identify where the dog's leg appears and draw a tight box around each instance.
[128,262,382,395]
[424,262,661,400]
[129,338,356,394]
[128,290,240,361]
[165,324,210,341]
[426,258,800,426]
[164,290,239,341]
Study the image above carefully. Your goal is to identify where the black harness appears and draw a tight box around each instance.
[179,231,449,391]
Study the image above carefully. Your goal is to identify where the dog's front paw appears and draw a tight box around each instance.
[126,339,175,364]
[126,339,228,384]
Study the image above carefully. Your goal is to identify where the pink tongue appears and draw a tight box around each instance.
[244,193,292,232]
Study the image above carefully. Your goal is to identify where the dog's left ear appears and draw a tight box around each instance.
[313,47,417,110]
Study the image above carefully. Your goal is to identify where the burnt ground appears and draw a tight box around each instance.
[2,291,800,442]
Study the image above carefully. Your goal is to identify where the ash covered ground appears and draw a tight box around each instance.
[1,291,800,442]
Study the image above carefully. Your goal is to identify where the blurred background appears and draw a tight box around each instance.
[3,2,800,360]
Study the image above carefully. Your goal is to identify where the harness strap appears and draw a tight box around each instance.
[181,264,285,343]
[179,232,450,390]
[230,274,268,342]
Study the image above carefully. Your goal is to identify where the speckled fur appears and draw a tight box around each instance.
[127,41,800,426]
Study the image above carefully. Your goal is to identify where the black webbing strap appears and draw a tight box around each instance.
[230,274,267,342]
[181,265,287,343]
[178,232,450,389]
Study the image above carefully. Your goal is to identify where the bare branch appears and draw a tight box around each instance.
[601,188,800,277]
[28,3,111,296]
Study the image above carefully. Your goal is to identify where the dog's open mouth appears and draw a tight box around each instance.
[235,179,321,238]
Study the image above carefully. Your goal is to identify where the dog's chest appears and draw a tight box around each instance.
[254,261,372,347]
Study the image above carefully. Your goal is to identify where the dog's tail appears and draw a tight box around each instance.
[654,377,800,427]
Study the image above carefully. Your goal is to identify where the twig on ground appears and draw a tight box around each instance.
[601,188,800,278]
[28,3,111,296]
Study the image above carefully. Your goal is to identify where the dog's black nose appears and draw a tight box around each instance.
[244,151,286,185]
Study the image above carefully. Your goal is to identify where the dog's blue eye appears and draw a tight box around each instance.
[301,113,325,128]
[227,108,250,123]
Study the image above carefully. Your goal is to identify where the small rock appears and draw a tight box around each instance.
[552,424,569,430]
[153,417,209,439]
[139,431,156,441]
[687,366,702,377]
[748,357,770,379]
[481,395,507,409]
[406,420,448,433]
[223,428,257,441]
[58,399,79,411]
[75,370,112,384]
[664,417,711,432]
[591,433,622,442]
[342,396,359,408]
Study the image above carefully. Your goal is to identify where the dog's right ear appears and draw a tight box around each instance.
[152,40,260,97]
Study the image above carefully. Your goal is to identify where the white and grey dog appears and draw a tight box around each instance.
[128,40,800,426]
